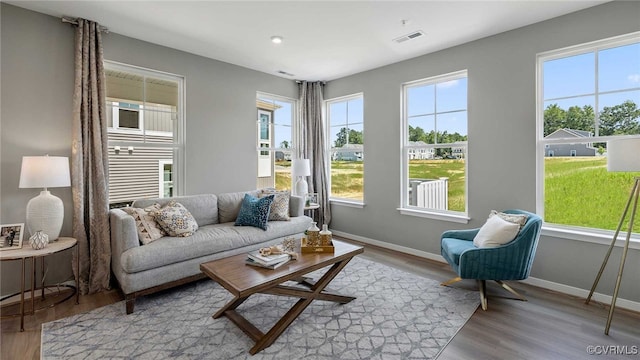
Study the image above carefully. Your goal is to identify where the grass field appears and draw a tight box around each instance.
[274,158,639,233]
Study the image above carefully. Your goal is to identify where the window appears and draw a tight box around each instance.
[105,62,184,206]
[256,93,296,191]
[326,94,364,202]
[401,71,468,218]
[537,33,640,235]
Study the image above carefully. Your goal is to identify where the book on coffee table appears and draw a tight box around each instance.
[247,250,290,266]
[245,257,290,270]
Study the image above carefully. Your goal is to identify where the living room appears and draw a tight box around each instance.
[1,1,639,359]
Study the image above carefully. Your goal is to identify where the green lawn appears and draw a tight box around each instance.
[275,157,639,233]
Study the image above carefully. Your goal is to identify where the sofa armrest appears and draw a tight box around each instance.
[289,195,305,217]
[110,209,140,258]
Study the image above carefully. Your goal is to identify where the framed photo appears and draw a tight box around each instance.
[0,223,25,251]
[306,193,318,206]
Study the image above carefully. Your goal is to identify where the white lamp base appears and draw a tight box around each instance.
[26,190,64,241]
[295,177,308,197]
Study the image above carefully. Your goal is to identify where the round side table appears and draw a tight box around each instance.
[0,237,79,331]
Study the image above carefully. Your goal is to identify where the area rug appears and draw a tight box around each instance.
[42,257,478,359]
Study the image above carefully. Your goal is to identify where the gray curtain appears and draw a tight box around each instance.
[297,81,331,226]
[71,19,111,294]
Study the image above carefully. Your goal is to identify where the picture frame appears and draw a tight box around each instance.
[0,223,25,251]
[306,193,318,206]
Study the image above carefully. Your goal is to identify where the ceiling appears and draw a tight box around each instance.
[7,1,609,81]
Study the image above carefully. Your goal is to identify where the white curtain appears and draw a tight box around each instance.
[297,81,331,225]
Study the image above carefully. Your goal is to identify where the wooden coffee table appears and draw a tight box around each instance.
[199,239,363,355]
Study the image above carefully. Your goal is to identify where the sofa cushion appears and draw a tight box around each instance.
[441,237,475,266]
[132,194,218,227]
[260,189,291,221]
[120,216,311,273]
[154,201,199,237]
[121,204,167,245]
[218,190,261,223]
[235,194,274,230]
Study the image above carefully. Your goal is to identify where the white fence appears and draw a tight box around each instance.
[410,178,448,210]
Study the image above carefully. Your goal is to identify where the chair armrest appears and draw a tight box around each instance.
[110,209,140,257]
[289,195,305,217]
[441,228,479,242]
[458,243,533,280]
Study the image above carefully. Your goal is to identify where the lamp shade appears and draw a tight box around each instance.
[292,159,311,177]
[607,138,640,172]
[19,155,70,241]
[19,156,71,188]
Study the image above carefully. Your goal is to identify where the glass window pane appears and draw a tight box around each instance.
[436,111,467,143]
[408,115,435,144]
[331,159,363,201]
[598,91,640,136]
[330,101,347,126]
[598,43,640,93]
[543,53,595,100]
[407,84,435,116]
[544,155,639,234]
[407,146,465,212]
[436,77,467,113]
[543,96,596,137]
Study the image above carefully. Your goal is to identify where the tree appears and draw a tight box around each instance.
[598,100,640,136]
[334,127,363,148]
[544,104,566,136]
[280,140,289,149]
[566,105,594,133]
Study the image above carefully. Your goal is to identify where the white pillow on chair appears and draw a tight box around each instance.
[473,214,520,248]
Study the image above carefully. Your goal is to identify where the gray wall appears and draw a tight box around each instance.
[325,1,640,303]
[0,3,296,295]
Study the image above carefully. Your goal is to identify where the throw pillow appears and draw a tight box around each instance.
[121,204,167,245]
[473,214,520,248]
[260,189,290,221]
[153,201,199,237]
[490,210,528,229]
[235,194,274,230]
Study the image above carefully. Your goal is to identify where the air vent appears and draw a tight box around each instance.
[277,70,295,77]
[393,30,425,44]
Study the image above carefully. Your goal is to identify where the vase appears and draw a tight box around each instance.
[306,222,320,246]
[30,230,48,250]
[319,224,332,246]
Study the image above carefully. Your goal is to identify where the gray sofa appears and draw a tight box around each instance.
[110,190,311,314]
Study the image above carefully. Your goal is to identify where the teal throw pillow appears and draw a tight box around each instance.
[235,194,274,230]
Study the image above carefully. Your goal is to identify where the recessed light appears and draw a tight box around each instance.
[271,36,283,44]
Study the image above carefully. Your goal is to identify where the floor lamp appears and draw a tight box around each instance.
[585,138,640,335]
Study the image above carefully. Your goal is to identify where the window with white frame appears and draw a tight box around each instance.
[537,33,640,235]
[326,94,364,202]
[401,70,468,216]
[105,62,184,207]
[256,93,296,191]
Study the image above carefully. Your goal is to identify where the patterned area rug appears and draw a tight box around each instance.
[42,257,478,359]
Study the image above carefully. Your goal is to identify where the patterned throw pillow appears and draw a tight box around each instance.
[490,210,528,229]
[122,204,167,245]
[153,201,199,237]
[235,194,274,230]
[260,189,290,221]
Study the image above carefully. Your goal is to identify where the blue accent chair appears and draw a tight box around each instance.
[440,209,542,310]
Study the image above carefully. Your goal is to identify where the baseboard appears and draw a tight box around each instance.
[332,230,640,313]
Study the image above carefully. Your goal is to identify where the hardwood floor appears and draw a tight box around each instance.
[1,238,638,359]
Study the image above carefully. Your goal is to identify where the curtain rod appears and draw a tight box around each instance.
[62,16,110,33]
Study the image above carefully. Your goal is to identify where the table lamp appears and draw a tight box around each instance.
[586,137,640,334]
[291,158,311,197]
[19,155,71,241]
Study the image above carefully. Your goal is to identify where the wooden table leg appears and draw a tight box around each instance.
[249,257,355,354]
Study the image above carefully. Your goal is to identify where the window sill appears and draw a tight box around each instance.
[398,207,470,224]
[542,224,640,250]
[330,199,365,209]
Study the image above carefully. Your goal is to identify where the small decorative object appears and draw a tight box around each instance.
[319,224,332,246]
[282,236,296,252]
[306,222,320,246]
[29,230,49,250]
[0,223,25,251]
[306,193,318,206]
[257,244,298,260]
